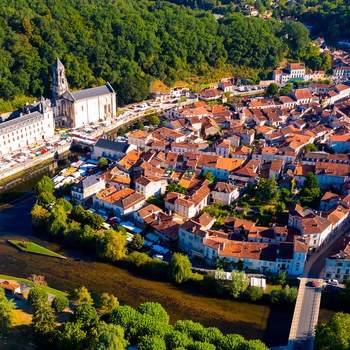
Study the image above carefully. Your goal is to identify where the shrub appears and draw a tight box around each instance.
[52,296,69,312]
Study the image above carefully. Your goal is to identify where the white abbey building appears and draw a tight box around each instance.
[0,59,117,156]
[52,58,116,128]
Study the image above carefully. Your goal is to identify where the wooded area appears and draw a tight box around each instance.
[0,0,324,105]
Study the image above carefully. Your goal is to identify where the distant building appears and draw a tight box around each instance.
[324,237,350,283]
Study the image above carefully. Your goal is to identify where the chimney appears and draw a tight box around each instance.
[158,216,161,225]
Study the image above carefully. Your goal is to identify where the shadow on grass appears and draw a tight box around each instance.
[0,325,36,350]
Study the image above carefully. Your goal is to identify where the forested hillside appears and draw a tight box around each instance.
[0,0,321,105]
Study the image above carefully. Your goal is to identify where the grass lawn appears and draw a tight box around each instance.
[7,240,66,259]
[0,274,68,298]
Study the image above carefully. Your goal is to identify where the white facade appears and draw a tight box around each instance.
[0,107,54,156]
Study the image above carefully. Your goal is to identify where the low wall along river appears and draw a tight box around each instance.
[0,178,293,348]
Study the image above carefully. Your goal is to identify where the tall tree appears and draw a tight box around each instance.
[130,233,144,250]
[33,176,55,197]
[28,285,48,309]
[315,312,350,350]
[0,287,16,336]
[31,300,56,347]
[169,253,192,284]
[229,270,249,298]
[74,286,94,305]
[99,293,119,314]
[256,177,280,205]
[31,204,50,229]
[96,228,128,262]
[96,322,128,350]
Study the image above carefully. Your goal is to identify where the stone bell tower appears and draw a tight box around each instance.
[52,58,68,98]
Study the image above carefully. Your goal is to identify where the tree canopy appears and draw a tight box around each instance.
[315,312,350,350]
[169,253,192,284]
[96,228,128,261]
[0,0,317,105]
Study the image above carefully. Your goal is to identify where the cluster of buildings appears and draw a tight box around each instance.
[273,62,325,84]
[67,73,350,276]
[0,58,116,157]
[4,55,350,277]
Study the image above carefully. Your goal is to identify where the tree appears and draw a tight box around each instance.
[138,335,167,350]
[136,120,145,131]
[127,251,151,269]
[164,330,191,349]
[98,157,109,169]
[266,83,278,96]
[31,204,50,229]
[169,253,192,284]
[229,270,249,298]
[37,191,56,208]
[188,342,216,350]
[280,82,293,95]
[96,228,128,261]
[300,172,321,204]
[148,115,160,126]
[28,285,48,308]
[315,312,350,350]
[130,233,144,250]
[56,198,73,212]
[304,143,318,153]
[117,127,126,136]
[218,334,246,350]
[57,322,87,350]
[166,181,187,194]
[245,286,264,302]
[31,300,56,346]
[277,270,287,286]
[96,322,128,350]
[203,170,215,183]
[47,205,68,237]
[99,293,119,314]
[34,175,54,197]
[275,201,286,215]
[0,287,15,336]
[256,177,280,205]
[270,285,298,307]
[137,302,169,324]
[74,286,94,305]
[52,295,69,313]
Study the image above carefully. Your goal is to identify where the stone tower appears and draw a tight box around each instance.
[52,58,68,98]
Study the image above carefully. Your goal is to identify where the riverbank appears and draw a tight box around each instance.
[0,193,293,347]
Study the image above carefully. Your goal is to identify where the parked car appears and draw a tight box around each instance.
[327,279,339,285]
[153,254,164,260]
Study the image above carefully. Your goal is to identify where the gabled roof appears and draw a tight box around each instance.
[95,138,131,153]
[70,83,114,101]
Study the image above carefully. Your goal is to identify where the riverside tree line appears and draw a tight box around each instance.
[31,175,298,307]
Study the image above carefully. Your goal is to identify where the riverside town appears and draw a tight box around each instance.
[2,2,350,350]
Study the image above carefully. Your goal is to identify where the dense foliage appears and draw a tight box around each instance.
[315,312,350,350]
[0,0,316,106]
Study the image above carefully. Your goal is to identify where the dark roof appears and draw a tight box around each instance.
[72,176,101,190]
[94,138,130,154]
[70,83,114,101]
[0,111,42,131]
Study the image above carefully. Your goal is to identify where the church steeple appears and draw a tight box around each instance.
[52,58,68,98]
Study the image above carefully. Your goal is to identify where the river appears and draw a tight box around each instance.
[0,192,292,347]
